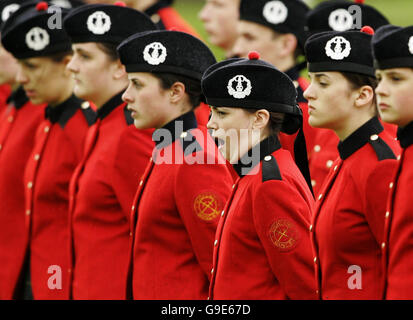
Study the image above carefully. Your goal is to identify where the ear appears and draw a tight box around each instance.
[169,81,186,104]
[112,59,127,80]
[279,33,297,57]
[355,85,375,108]
[252,109,270,130]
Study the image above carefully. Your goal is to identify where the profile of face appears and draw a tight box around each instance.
[67,42,121,106]
[232,20,295,69]
[0,41,19,86]
[199,0,239,52]
[304,71,361,132]
[207,106,266,163]
[16,55,72,106]
[375,68,413,128]
[122,72,173,130]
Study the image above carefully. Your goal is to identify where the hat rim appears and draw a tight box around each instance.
[374,57,413,70]
[308,61,375,77]
[125,64,203,82]
[204,97,300,115]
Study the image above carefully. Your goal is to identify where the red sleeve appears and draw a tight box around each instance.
[174,161,232,279]
[363,159,398,244]
[253,179,317,299]
[110,125,154,221]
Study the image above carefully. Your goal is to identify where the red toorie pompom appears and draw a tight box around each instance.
[361,26,374,35]
[36,1,48,11]
[354,0,365,4]
[248,51,260,60]
[114,1,126,7]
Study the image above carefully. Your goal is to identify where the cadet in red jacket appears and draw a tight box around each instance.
[201,53,316,300]
[199,0,240,59]
[118,30,232,299]
[0,0,23,116]
[372,25,413,299]
[1,2,95,299]
[63,3,157,299]
[305,0,393,196]
[304,27,400,299]
[0,4,46,300]
[229,0,321,181]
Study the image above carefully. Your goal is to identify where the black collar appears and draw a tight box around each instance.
[338,116,383,160]
[233,134,282,177]
[285,65,306,103]
[6,86,28,110]
[397,121,413,149]
[144,0,171,16]
[153,111,198,149]
[96,92,124,120]
[45,95,84,128]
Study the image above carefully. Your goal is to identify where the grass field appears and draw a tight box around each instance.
[173,0,413,60]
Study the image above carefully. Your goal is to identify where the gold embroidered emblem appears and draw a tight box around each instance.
[269,219,299,252]
[194,193,221,221]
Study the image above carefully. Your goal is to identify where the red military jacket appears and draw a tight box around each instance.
[22,95,95,299]
[311,117,400,300]
[209,135,317,300]
[68,93,154,299]
[0,87,45,299]
[129,111,232,300]
[382,121,413,299]
[0,84,11,116]
[309,121,398,198]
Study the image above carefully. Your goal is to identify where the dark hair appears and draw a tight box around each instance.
[96,42,119,61]
[245,108,285,136]
[49,49,73,63]
[340,71,378,114]
[152,73,202,109]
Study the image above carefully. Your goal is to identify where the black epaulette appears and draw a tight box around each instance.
[262,155,282,182]
[80,102,97,126]
[124,106,134,125]
[369,137,397,161]
[180,131,203,157]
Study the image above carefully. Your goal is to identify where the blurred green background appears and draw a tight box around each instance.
[173,0,413,60]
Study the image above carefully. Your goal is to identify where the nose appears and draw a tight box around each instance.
[231,38,247,59]
[207,110,218,131]
[122,83,134,104]
[303,82,315,101]
[375,78,388,97]
[15,65,28,85]
[66,55,78,73]
[199,4,210,23]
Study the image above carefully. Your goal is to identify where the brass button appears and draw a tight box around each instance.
[318,194,323,200]
[26,210,31,216]
[334,165,338,171]
[370,134,379,141]
[27,181,33,189]
[211,268,214,274]
[44,126,50,133]
[385,211,390,218]
[311,180,316,187]
[326,160,333,168]
[314,257,317,264]
[81,101,90,109]
[314,145,321,152]
[8,116,13,123]
[381,242,386,249]
[389,182,394,189]
[34,154,40,161]
[221,210,225,217]
[264,156,272,161]
[214,240,218,246]
[309,224,313,232]
[139,180,143,186]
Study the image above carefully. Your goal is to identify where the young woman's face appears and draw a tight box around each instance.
[375,68,413,128]
[0,41,19,86]
[67,42,118,105]
[304,71,358,132]
[199,0,239,52]
[207,106,257,163]
[122,72,171,130]
[16,56,72,106]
